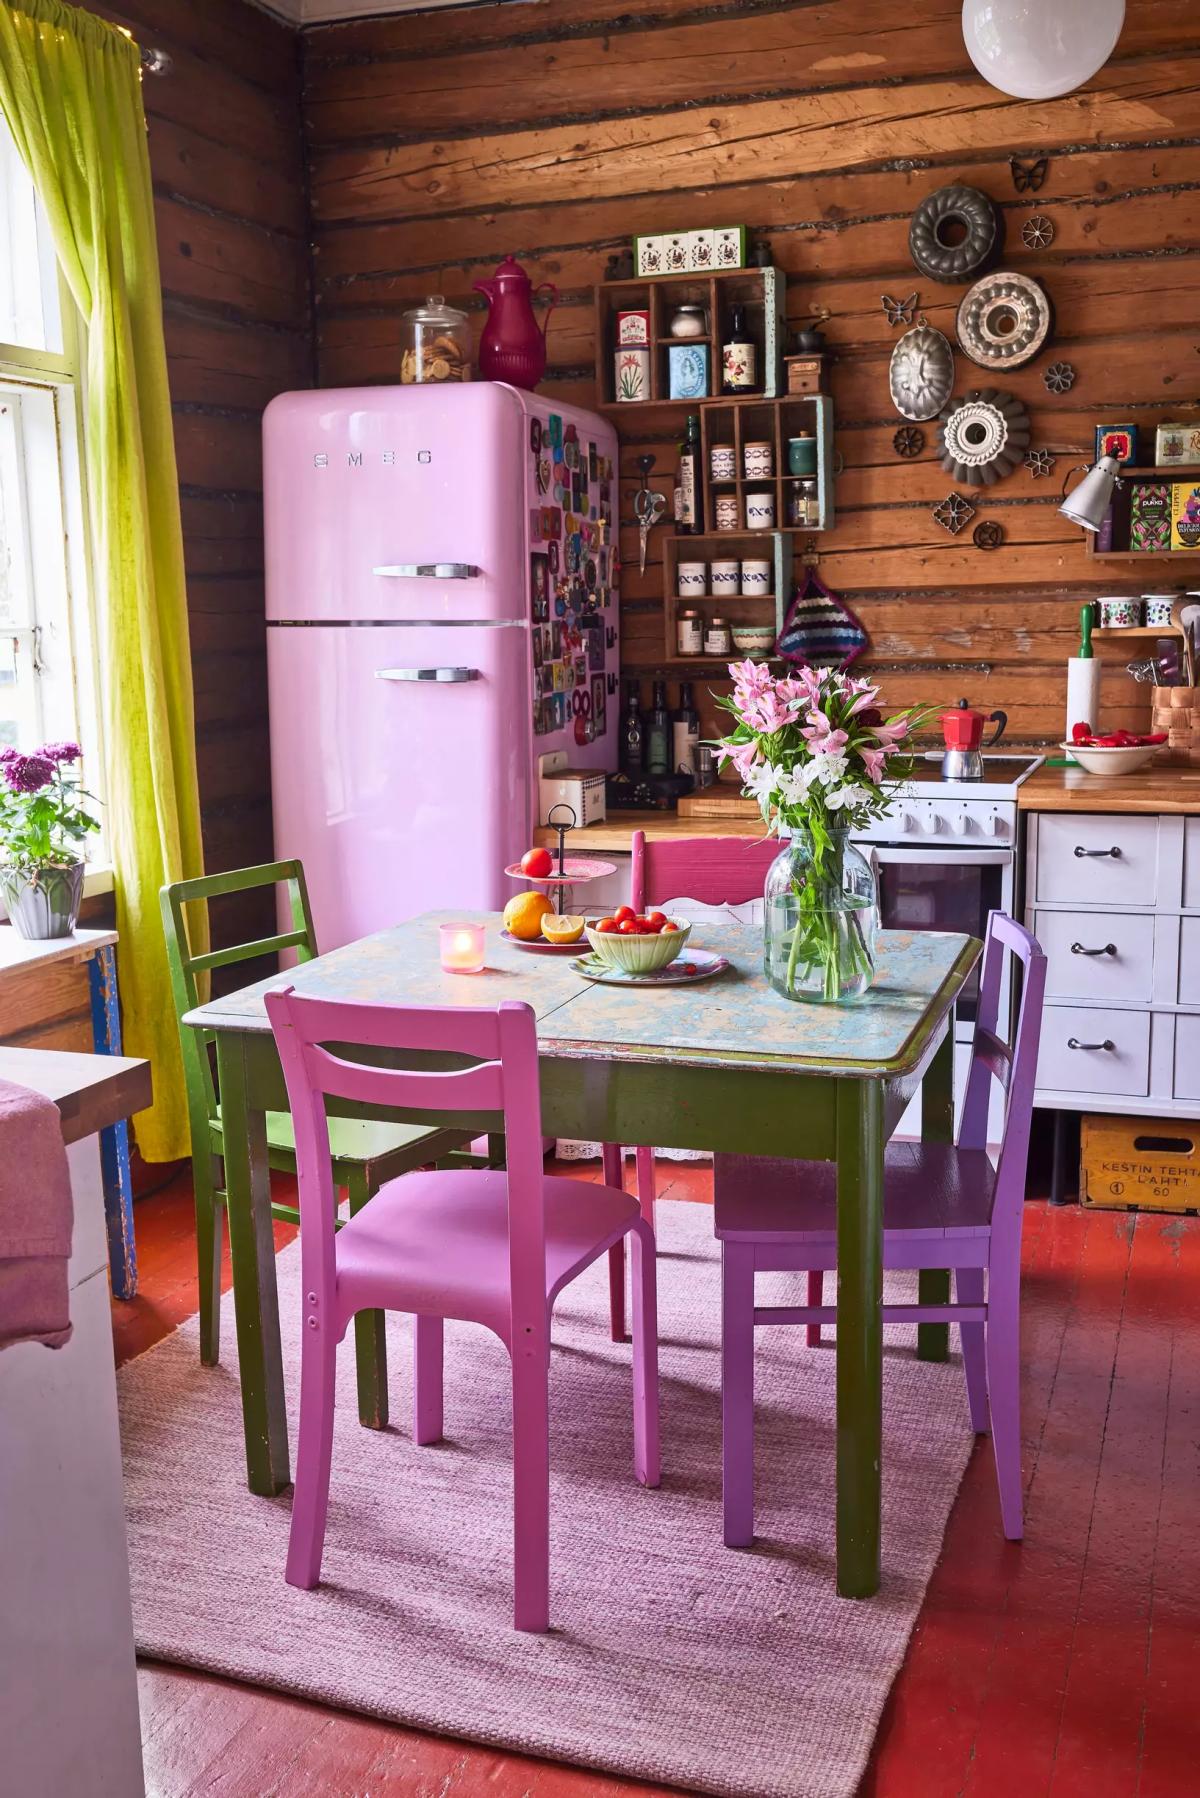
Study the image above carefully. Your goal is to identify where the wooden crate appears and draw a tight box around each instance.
[1080,1112,1200,1215]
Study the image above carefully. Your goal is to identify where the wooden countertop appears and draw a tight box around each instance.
[0,1046,151,1145]
[533,814,764,852]
[1017,763,1200,814]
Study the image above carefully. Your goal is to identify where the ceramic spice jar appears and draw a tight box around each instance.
[743,440,774,480]
[741,559,771,595]
[677,561,707,596]
[710,558,740,596]
[714,492,740,531]
[669,303,707,339]
[1142,593,1176,627]
[1098,596,1142,628]
[746,490,776,530]
[709,444,736,483]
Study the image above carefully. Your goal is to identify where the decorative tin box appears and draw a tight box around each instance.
[663,233,690,273]
[614,347,650,403]
[1095,423,1138,466]
[1129,482,1172,553]
[714,227,747,269]
[1170,482,1200,550]
[634,235,664,277]
[1157,422,1200,467]
[688,229,715,271]
[668,343,709,400]
[616,308,651,346]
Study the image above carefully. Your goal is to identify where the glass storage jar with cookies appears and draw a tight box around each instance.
[400,295,471,384]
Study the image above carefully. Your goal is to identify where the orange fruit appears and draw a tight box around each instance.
[542,912,585,944]
[503,891,554,941]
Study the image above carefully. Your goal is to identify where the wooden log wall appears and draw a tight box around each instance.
[302,0,1200,750]
[90,0,312,960]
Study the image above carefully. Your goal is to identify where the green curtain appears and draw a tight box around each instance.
[0,0,206,1161]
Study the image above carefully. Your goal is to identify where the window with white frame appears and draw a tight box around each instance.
[0,113,104,860]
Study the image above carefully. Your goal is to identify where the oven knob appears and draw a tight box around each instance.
[921,812,942,834]
[898,811,916,833]
[985,813,1004,837]
[951,813,969,836]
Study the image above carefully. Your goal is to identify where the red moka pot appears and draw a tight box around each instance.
[475,256,558,391]
[939,698,1007,781]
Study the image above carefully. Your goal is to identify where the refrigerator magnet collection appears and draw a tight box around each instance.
[528,410,617,744]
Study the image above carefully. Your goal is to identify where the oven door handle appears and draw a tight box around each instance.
[866,846,1014,867]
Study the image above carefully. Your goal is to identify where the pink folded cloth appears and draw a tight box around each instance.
[0,1078,73,1351]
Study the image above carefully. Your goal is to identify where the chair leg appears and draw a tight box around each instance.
[629,1218,660,1488]
[510,1334,551,1632]
[721,1242,756,1548]
[985,1273,1023,1540]
[413,1313,444,1446]
[196,1152,224,1367]
[956,1266,989,1433]
[635,1144,656,1230]
[285,1317,338,1590]
[602,1143,627,1342]
[346,1168,388,1429]
[806,1269,823,1348]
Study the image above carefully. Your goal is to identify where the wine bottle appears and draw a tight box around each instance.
[675,413,702,536]
[671,681,700,780]
[722,304,757,394]
[646,680,670,775]
[620,681,645,776]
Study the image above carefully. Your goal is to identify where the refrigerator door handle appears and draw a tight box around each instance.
[372,563,479,580]
[375,666,481,683]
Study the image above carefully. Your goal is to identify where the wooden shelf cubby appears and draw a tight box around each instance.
[699,395,834,534]
[595,267,785,409]
[661,531,793,661]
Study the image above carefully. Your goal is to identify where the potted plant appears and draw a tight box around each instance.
[0,741,100,939]
[715,662,924,1003]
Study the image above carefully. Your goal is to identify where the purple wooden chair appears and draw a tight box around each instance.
[265,987,660,1633]
[604,828,782,1340]
[714,910,1046,1548]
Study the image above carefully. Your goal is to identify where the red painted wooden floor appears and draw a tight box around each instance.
[112,1162,1200,1797]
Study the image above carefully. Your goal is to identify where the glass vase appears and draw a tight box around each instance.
[763,827,878,1003]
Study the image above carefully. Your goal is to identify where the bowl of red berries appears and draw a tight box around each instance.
[585,907,691,974]
[1064,721,1166,776]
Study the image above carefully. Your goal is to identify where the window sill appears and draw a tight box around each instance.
[83,863,114,897]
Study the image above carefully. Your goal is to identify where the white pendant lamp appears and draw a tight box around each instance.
[962,1,1125,100]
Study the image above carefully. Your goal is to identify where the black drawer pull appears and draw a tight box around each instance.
[1068,1036,1115,1051]
[1070,942,1117,957]
[1073,845,1122,859]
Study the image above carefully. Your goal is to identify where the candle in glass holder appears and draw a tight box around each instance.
[439,921,485,973]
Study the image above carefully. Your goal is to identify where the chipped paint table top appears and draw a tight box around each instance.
[186,912,979,1081]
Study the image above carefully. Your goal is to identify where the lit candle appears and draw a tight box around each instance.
[439,921,485,974]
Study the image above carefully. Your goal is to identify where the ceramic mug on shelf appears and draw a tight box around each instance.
[715,492,740,531]
[1142,594,1175,627]
[746,490,776,530]
[787,434,818,476]
[709,444,736,483]
[743,440,774,480]
[677,561,708,596]
[1098,596,1142,628]
[710,558,740,596]
[741,559,771,596]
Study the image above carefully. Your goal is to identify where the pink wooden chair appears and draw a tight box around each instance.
[604,828,782,1339]
[265,988,660,1633]
[713,911,1046,1548]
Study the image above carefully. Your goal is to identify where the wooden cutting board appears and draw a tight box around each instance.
[677,789,760,820]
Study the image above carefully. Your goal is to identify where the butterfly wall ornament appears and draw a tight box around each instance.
[1010,156,1049,194]
[881,291,919,327]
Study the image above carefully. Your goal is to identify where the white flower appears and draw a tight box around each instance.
[743,760,781,807]
[825,781,872,812]
[812,751,849,789]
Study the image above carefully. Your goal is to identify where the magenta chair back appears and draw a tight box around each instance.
[630,828,780,913]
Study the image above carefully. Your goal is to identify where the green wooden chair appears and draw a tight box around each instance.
[160,859,477,1430]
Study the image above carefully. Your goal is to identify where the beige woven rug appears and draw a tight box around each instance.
[117,1200,973,1798]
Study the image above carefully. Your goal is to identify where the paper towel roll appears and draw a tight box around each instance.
[1066,657,1101,742]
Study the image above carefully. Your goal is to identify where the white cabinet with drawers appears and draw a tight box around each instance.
[1025,808,1200,1118]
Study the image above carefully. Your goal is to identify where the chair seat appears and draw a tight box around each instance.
[335,1169,639,1337]
[714,1140,996,1244]
[210,1107,464,1175]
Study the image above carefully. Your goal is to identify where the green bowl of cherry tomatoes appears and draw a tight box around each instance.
[585,907,692,973]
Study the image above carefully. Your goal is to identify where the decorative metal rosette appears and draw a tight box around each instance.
[932,492,977,536]
[893,424,925,458]
[957,270,1053,370]
[973,520,1005,550]
[1021,214,1054,250]
[1044,361,1075,393]
[937,389,1030,486]
[889,322,955,421]
[1025,448,1056,478]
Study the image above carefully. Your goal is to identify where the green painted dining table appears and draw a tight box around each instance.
[185,911,980,1600]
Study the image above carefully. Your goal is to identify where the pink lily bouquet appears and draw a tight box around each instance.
[716,661,923,1001]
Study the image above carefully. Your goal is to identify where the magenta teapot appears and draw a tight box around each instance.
[474,256,558,391]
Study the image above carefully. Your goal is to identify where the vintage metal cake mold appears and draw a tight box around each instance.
[889,321,955,421]
[956,270,1053,370]
[909,184,1001,284]
[937,389,1030,485]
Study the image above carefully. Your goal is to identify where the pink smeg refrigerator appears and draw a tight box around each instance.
[263,383,621,948]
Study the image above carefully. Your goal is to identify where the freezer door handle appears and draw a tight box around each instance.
[375,666,481,683]
[372,563,479,580]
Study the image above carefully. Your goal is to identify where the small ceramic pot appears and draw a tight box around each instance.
[709,444,736,483]
[787,434,817,476]
[1098,596,1142,628]
[710,559,740,596]
[746,490,776,530]
[740,559,771,596]
[743,440,774,479]
[677,561,708,596]
[1142,594,1175,627]
[732,625,777,656]
[669,303,707,339]
[0,861,85,939]
[714,493,740,532]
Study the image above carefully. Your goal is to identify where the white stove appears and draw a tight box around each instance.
[853,754,1043,848]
